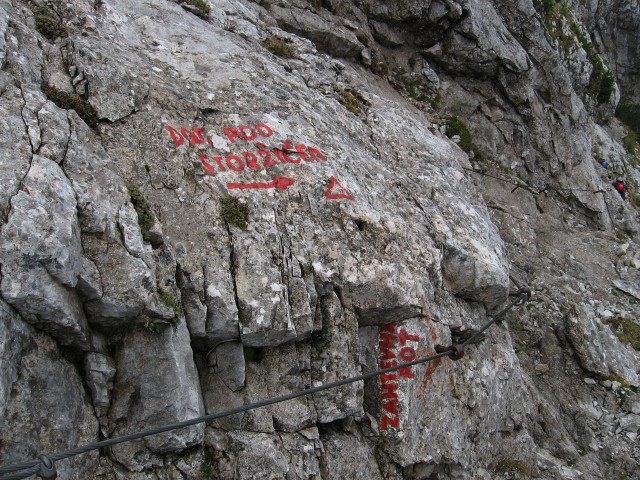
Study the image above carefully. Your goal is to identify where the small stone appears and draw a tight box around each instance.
[535,363,549,375]
[612,381,621,391]
[619,414,640,432]
[626,432,637,441]
[603,380,612,389]
[601,309,614,320]
[584,378,597,385]
[631,402,640,415]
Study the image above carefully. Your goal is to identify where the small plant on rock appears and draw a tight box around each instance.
[127,185,155,242]
[158,288,181,322]
[221,196,250,229]
[445,117,482,159]
[263,36,295,58]
[179,0,211,17]
[42,84,97,127]
[33,5,68,40]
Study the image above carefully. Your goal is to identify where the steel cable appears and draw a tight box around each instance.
[0,294,528,479]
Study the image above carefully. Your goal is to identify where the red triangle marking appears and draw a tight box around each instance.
[325,176,354,201]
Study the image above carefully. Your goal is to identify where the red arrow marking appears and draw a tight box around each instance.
[227,176,296,191]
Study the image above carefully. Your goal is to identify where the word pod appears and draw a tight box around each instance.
[378,323,420,430]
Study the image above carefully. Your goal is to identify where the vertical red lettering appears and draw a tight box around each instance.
[399,367,416,379]
[165,126,185,146]
[199,155,215,174]
[380,373,397,383]
[239,126,257,141]
[399,328,420,345]
[243,152,262,170]
[255,123,273,138]
[379,347,395,361]
[383,398,400,415]
[380,415,399,430]
[226,155,245,172]
[399,347,417,362]
[380,360,397,369]
[224,127,241,143]
[382,382,399,399]
[379,336,395,349]
[307,147,327,162]
[380,323,397,333]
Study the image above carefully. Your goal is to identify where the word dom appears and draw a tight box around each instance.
[378,322,420,430]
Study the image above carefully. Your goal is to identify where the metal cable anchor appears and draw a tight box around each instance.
[37,455,56,480]
[434,343,465,361]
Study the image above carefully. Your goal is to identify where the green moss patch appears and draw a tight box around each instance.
[127,185,155,242]
[42,85,98,127]
[158,288,181,321]
[221,196,250,229]
[445,117,482,159]
[263,37,295,58]
[34,5,67,40]
[494,459,530,475]
[179,0,211,17]
[605,318,640,351]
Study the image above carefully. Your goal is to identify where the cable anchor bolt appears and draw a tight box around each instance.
[37,455,57,480]
[434,343,465,361]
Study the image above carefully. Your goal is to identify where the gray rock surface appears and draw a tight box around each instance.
[0,0,639,478]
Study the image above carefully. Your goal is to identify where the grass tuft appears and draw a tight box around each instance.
[221,197,250,229]
[158,288,181,322]
[263,37,295,58]
[34,5,67,40]
[445,117,482,159]
[605,318,640,351]
[127,185,155,242]
[42,84,97,127]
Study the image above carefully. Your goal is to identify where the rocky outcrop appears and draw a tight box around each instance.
[0,0,639,479]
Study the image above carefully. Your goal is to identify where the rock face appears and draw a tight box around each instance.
[0,0,639,479]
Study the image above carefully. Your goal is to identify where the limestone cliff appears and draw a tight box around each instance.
[1,0,639,479]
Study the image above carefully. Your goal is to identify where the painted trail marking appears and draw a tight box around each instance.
[166,123,355,201]
[325,176,354,201]
[378,322,420,430]
[227,176,296,191]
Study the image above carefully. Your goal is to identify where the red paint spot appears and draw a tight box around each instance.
[383,398,400,415]
[307,147,327,162]
[380,415,399,430]
[239,125,257,141]
[416,351,442,397]
[223,127,241,143]
[380,360,397,369]
[211,156,226,171]
[325,176,354,201]
[398,367,415,379]
[226,155,245,172]
[399,346,417,362]
[380,373,397,383]
[399,328,419,345]
[165,126,184,146]
[296,144,311,162]
[199,155,215,174]
[256,143,276,168]
[379,336,395,349]
[255,123,273,138]
[381,323,397,333]
[382,382,399,399]
[379,347,395,361]
[227,176,296,191]
[243,152,262,170]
